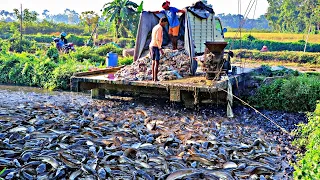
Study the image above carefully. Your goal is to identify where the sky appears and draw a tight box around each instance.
[0,0,269,18]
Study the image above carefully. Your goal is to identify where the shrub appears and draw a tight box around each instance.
[8,38,37,53]
[243,34,256,41]
[70,46,105,64]
[46,46,59,61]
[46,59,82,90]
[0,53,38,86]
[33,58,58,87]
[117,38,135,48]
[23,34,89,46]
[0,40,10,52]
[293,102,320,179]
[67,34,86,46]
[0,56,20,84]
[25,34,53,44]
[249,75,320,112]
[119,56,133,65]
[95,44,123,56]
[0,50,94,90]
[21,61,36,86]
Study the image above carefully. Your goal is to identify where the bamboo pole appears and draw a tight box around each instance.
[20,4,23,51]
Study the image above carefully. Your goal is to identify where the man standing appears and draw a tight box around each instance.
[151,1,185,50]
[150,17,168,81]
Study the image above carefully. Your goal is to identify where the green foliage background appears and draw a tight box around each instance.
[266,0,320,34]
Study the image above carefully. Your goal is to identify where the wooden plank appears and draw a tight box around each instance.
[100,83,169,96]
[71,74,249,93]
[72,66,124,77]
[71,68,254,97]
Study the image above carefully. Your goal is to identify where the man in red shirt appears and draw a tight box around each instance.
[150,1,185,50]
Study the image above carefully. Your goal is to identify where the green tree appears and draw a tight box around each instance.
[298,0,320,33]
[265,0,282,31]
[13,8,38,23]
[13,8,38,34]
[266,0,320,33]
[102,0,143,38]
[80,11,99,32]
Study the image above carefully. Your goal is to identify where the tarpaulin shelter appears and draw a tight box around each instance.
[133,1,227,75]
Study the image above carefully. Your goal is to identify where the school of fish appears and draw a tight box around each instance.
[0,87,301,180]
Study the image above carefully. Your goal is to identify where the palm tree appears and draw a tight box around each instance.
[102,0,143,38]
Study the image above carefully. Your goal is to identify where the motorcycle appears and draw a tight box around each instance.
[53,38,76,53]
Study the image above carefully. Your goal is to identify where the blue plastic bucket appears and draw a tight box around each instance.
[106,52,118,67]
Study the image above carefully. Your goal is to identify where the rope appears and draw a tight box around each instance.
[232,0,254,39]
[228,0,259,73]
[249,0,258,35]
[229,0,258,50]
[218,87,290,134]
[239,0,243,69]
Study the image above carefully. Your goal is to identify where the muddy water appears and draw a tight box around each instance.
[0,85,306,179]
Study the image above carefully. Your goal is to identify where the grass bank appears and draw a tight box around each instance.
[232,50,320,64]
[226,39,320,52]
[0,41,132,90]
[225,32,320,44]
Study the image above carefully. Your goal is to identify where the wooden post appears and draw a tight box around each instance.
[170,88,181,102]
[91,88,106,99]
[304,21,312,53]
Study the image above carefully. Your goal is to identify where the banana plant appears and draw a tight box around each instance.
[102,0,143,38]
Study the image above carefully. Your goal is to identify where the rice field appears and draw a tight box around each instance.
[225,32,320,44]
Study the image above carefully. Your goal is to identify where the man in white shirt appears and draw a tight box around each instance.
[149,17,168,81]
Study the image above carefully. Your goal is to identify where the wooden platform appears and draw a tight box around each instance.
[70,66,253,107]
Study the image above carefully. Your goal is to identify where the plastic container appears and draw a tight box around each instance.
[106,52,118,67]
[232,66,237,75]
